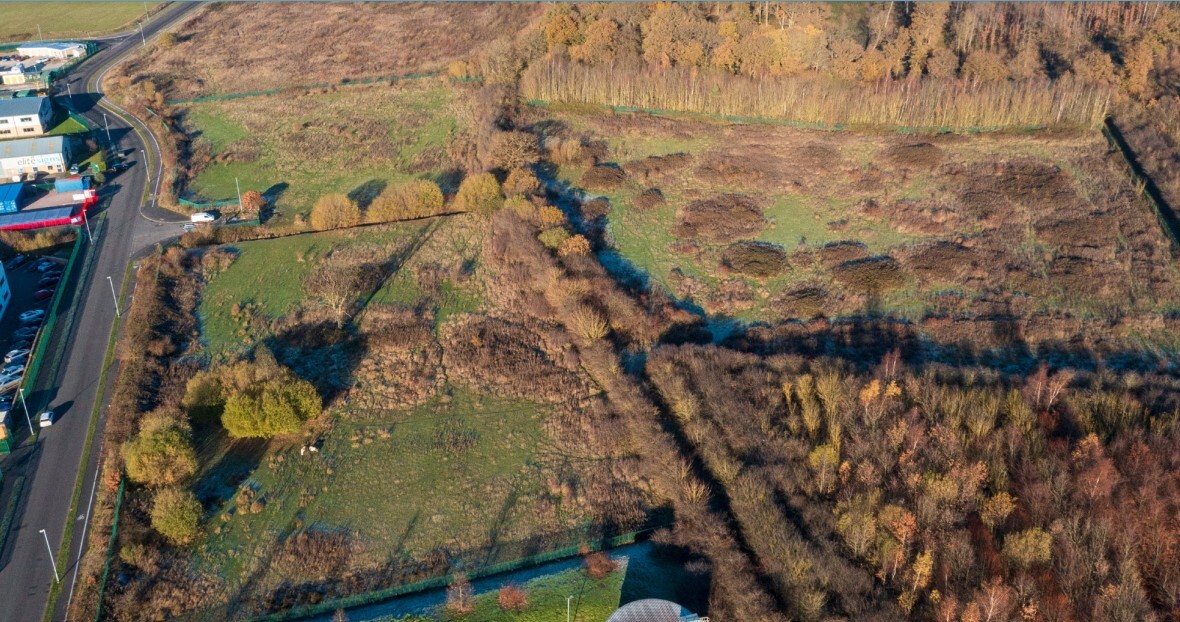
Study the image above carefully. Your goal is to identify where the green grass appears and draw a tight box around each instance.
[46,115,89,136]
[0,3,158,43]
[183,81,457,220]
[190,388,576,613]
[425,564,624,622]
[199,224,423,358]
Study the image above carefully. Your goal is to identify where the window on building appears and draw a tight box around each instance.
[0,119,9,124]
[0,130,10,135]
[21,127,34,133]
[18,117,32,122]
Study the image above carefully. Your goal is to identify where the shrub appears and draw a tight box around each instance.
[721,241,788,278]
[672,194,766,242]
[635,187,666,209]
[580,164,628,190]
[222,378,321,438]
[583,551,618,580]
[504,196,536,221]
[568,305,609,340]
[489,131,541,170]
[538,205,567,227]
[498,584,529,613]
[538,226,571,250]
[122,413,198,488]
[453,173,503,214]
[151,487,202,544]
[559,234,591,257]
[830,256,906,294]
[309,194,360,230]
[503,167,542,197]
[240,189,267,213]
[367,179,444,222]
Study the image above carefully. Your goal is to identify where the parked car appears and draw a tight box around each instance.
[0,397,12,420]
[38,410,54,428]
[19,309,45,323]
[4,349,29,364]
[6,255,28,269]
[14,326,39,339]
[35,260,58,273]
[33,289,54,301]
[190,212,216,223]
[38,275,60,288]
[0,373,22,388]
[11,339,33,351]
[4,364,25,376]
[108,162,131,174]
[68,164,79,175]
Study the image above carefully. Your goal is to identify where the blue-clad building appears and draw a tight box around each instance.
[0,182,23,213]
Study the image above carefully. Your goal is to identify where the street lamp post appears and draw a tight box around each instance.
[103,113,111,145]
[18,387,32,435]
[141,149,149,186]
[39,529,59,583]
[140,23,146,47]
[235,177,242,208]
[107,276,120,317]
[82,207,93,243]
[567,595,574,622]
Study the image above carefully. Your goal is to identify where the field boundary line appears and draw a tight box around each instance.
[1102,118,1180,253]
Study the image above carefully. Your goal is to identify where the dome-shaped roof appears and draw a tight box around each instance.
[606,599,699,622]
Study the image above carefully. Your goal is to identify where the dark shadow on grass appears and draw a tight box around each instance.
[348,179,387,211]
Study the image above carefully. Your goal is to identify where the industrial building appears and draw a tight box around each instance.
[0,135,70,177]
[0,96,53,137]
[15,42,86,59]
[0,178,95,231]
[1,62,45,87]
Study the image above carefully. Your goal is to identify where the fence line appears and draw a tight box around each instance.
[250,528,656,622]
[1102,119,1180,253]
[526,99,1052,135]
[21,225,87,418]
[91,477,124,622]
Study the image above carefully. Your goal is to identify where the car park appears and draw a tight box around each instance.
[38,410,54,428]
[19,309,45,323]
[6,255,28,269]
[4,349,29,364]
[38,275,60,288]
[33,289,53,301]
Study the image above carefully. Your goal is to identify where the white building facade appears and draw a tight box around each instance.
[0,136,69,177]
[0,97,53,137]
[15,43,86,59]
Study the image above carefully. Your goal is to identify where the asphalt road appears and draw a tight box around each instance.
[0,4,198,621]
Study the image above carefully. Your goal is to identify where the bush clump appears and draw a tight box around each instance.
[122,412,198,488]
[454,173,503,214]
[830,256,906,294]
[580,164,628,190]
[310,194,360,230]
[222,378,321,438]
[498,584,530,613]
[721,241,788,278]
[673,194,766,242]
[151,487,202,544]
[366,179,444,222]
[538,226,571,250]
[634,188,666,210]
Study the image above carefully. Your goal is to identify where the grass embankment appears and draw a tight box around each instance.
[0,3,158,43]
[181,82,457,219]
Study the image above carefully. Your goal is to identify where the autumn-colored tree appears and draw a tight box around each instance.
[909,3,951,73]
[808,443,840,494]
[927,47,959,79]
[489,130,540,171]
[980,492,1016,531]
[1073,50,1117,85]
[222,378,320,438]
[446,573,474,616]
[543,7,581,49]
[453,173,503,214]
[1122,38,1154,97]
[1002,527,1052,569]
[497,584,529,613]
[367,179,444,222]
[570,18,620,64]
[309,194,360,231]
[962,50,1009,82]
[122,412,198,488]
[558,234,591,257]
[502,168,541,197]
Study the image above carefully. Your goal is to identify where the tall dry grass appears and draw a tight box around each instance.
[521,57,1112,131]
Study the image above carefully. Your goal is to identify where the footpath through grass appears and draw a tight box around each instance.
[0,3,158,42]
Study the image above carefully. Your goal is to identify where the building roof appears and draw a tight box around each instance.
[0,183,21,204]
[0,136,64,159]
[606,599,701,622]
[0,96,46,118]
[0,203,78,229]
[16,42,84,52]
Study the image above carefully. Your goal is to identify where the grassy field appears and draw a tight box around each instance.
[199,223,431,358]
[0,3,156,42]
[550,109,1180,323]
[182,81,456,220]
[189,387,567,610]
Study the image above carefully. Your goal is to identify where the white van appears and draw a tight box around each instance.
[190,212,216,223]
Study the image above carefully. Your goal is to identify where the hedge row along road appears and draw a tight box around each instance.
[0,4,198,622]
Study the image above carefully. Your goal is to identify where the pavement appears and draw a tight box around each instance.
[0,3,200,621]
